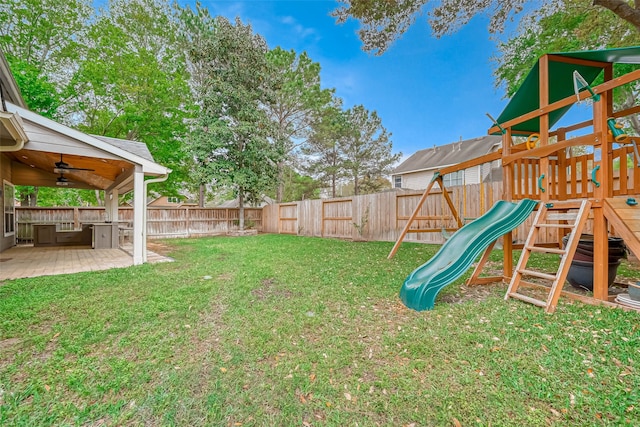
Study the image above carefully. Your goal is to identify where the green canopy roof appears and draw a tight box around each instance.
[492,46,640,135]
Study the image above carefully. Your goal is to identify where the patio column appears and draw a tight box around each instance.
[106,189,119,222]
[132,165,145,265]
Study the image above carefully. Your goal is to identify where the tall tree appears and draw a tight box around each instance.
[264,48,334,203]
[0,0,91,117]
[0,0,92,205]
[280,167,323,202]
[186,15,282,229]
[340,105,400,195]
[303,103,349,198]
[332,0,640,55]
[68,0,192,195]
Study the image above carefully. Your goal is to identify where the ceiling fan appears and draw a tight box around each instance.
[56,173,71,187]
[53,154,95,174]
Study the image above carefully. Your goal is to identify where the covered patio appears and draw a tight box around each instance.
[1,49,172,268]
[0,243,173,281]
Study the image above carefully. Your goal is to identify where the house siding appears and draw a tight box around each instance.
[396,170,436,190]
[1,154,15,252]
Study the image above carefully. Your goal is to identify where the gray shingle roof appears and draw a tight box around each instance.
[393,135,502,174]
[91,135,155,162]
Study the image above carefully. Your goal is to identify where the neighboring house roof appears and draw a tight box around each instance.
[92,135,155,163]
[393,135,502,175]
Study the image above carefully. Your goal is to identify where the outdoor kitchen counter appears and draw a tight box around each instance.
[33,224,92,247]
[33,223,119,249]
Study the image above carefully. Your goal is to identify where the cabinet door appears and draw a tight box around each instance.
[35,226,56,246]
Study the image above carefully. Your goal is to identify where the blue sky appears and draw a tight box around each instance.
[199,0,509,160]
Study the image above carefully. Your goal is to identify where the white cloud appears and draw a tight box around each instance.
[279,15,318,41]
[204,1,246,19]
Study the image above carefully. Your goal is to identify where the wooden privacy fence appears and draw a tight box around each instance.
[262,182,563,244]
[16,206,263,243]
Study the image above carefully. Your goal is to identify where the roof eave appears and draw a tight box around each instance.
[7,102,170,174]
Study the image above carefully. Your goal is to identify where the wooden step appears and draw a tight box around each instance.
[547,212,579,220]
[508,292,547,307]
[518,269,557,281]
[526,246,566,255]
[535,223,576,229]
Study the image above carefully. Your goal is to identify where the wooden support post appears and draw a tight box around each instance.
[502,128,514,282]
[441,180,463,228]
[539,55,550,205]
[388,176,440,259]
[466,240,497,286]
[592,86,611,302]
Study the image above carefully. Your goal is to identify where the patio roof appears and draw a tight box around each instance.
[3,102,170,192]
[492,46,640,135]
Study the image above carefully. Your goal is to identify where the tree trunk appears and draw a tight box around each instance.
[95,190,104,206]
[276,161,284,203]
[331,173,336,198]
[238,191,245,231]
[20,187,39,206]
[593,0,640,32]
[199,184,205,208]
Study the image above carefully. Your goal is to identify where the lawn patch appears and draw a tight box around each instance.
[1,234,638,425]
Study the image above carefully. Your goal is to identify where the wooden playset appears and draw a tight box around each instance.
[390,47,640,312]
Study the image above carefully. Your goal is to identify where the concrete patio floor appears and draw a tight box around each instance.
[0,244,173,281]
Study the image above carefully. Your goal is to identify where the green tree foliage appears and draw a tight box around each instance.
[15,186,101,207]
[4,58,60,118]
[69,0,192,195]
[279,167,323,202]
[340,105,400,195]
[359,175,392,194]
[1,0,192,203]
[186,15,283,229]
[303,103,350,198]
[0,0,91,117]
[265,47,334,202]
[332,0,640,55]
[304,103,399,197]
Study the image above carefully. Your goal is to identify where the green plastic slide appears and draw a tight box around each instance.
[400,199,538,311]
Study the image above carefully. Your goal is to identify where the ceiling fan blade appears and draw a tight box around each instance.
[54,167,96,173]
[53,154,95,172]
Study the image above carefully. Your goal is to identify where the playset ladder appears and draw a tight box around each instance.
[505,200,592,313]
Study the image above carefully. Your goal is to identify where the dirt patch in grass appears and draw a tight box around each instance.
[216,272,234,282]
[0,338,22,368]
[251,278,293,301]
[146,241,174,256]
[439,284,497,305]
[0,337,21,351]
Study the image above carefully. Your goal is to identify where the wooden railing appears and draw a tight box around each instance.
[508,142,638,201]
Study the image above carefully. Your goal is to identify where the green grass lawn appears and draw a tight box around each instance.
[1,234,639,426]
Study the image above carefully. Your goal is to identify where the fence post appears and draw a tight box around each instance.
[186,207,190,238]
[73,207,79,229]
